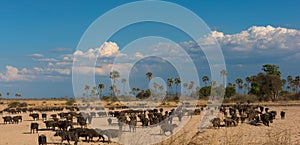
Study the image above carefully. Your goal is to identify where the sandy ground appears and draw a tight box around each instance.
[0,102,300,145]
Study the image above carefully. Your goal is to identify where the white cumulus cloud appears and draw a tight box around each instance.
[30,53,44,57]
[74,42,120,58]
[0,66,32,82]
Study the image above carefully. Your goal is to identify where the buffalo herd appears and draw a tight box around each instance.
[210,103,286,128]
[0,102,286,144]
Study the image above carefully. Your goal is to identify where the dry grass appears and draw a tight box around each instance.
[263,129,291,145]
[188,123,297,145]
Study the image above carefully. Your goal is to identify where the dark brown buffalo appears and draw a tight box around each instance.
[54,130,78,145]
[12,116,22,124]
[41,113,47,120]
[211,118,221,128]
[30,122,39,133]
[30,113,39,120]
[38,134,47,145]
[2,116,12,124]
[280,111,285,119]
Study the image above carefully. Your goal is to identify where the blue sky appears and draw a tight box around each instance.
[0,0,300,98]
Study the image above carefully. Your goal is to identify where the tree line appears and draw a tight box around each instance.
[84,64,300,102]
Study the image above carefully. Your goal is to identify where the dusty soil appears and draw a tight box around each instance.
[0,99,299,145]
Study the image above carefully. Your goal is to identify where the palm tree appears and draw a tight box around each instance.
[92,86,97,95]
[153,82,159,94]
[287,75,293,92]
[109,71,120,96]
[196,86,201,98]
[91,89,96,97]
[98,84,105,98]
[109,85,115,96]
[202,76,209,86]
[115,89,120,97]
[15,93,21,98]
[281,79,286,91]
[132,88,137,95]
[188,81,195,95]
[84,85,90,97]
[174,77,181,95]
[295,76,300,93]
[228,82,233,87]
[0,93,2,97]
[136,88,140,94]
[220,69,227,87]
[167,78,174,95]
[245,76,252,87]
[291,80,297,92]
[183,82,188,95]
[146,72,153,81]
[211,80,217,87]
[233,84,236,89]
[235,78,243,94]
[158,85,164,94]
[243,83,248,95]
[121,78,126,95]
[6,92,10,97]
